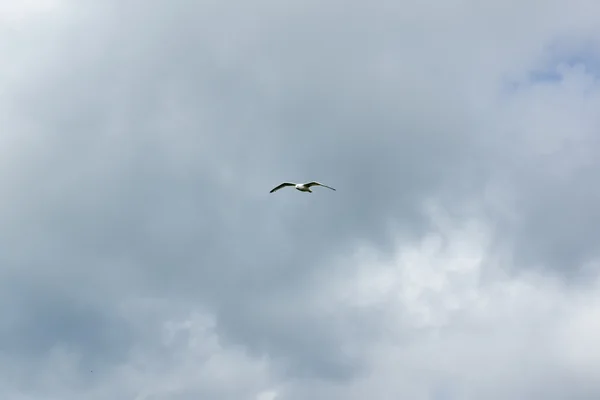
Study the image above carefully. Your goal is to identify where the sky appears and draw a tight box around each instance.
[1,0,600,399]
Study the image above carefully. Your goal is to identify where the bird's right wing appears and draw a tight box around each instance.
[305,181,336,191]
[270,182,295,193]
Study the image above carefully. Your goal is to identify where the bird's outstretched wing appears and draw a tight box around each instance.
[304,181,336,191]
[270,182,295,193]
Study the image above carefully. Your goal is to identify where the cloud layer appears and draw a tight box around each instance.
[2,0,600,399]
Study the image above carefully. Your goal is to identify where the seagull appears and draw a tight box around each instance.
[269,181,336,193]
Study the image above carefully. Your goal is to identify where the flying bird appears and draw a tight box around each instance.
[269,181,336,193]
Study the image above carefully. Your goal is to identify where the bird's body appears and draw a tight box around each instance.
[269,181,336,193]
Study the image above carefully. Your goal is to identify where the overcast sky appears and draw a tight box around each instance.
[2,0,600,399]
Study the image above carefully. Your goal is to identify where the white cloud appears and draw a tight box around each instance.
[256,390,279,400]
[0,0,64,24]
[286,204,600,399]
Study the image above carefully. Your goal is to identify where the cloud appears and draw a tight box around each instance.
[5,209,598,399]
[285,205,600,399]
[485,63,600,273]
[1,0,600,398]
